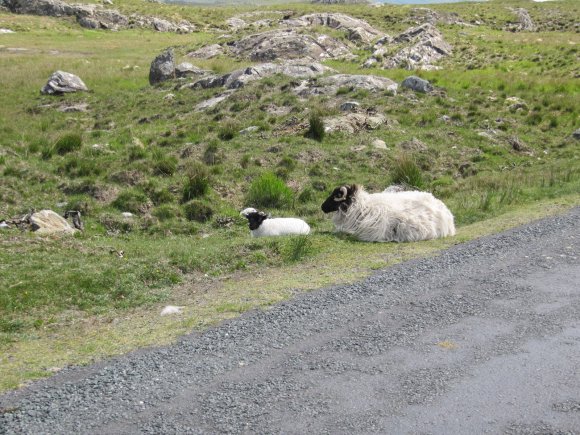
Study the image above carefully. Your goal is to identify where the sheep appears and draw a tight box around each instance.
[240,208,310,237]
[321,184,455,242]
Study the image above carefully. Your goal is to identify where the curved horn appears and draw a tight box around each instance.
[334,186,348,202]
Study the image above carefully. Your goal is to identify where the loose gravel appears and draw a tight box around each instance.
[1,208,579,434]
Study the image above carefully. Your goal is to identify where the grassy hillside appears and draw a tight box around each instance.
[0,0,578,391]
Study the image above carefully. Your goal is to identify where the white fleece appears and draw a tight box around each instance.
[332,189,455,242]
[251,218,310,237]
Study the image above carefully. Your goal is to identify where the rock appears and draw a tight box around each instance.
[372,23,452,71]
[163,93,175,101]
[187,44,224,59]
[195,90,236,111]
[506,8,536,32]
[572,129,580,140]
[183,60,332,91]
[151,17,172,32]
[229,29,353,61]
[0,220,10,229]
[295,73,398,97]
[226,17,247,30]
[4,0,76,17]
[56,103,89,112]
[121,212,134,218]
[401,75,433,93]
[508,136,533,155]
[399,137,428,152]
[41,71,88,95]
[160,305,183,316]
[409,8,473,27]
[340,101,360,112]
[0,28,15,33]
[187,74,228,90]
[149,49,175,85]
[323,113,387,134]
[175,62,210,78]
[4,0,194,33]
[282,13,383,44]
[505,96,528,112]
[30,210,76,235]
[240,126,260,135]
[372,139,387,149]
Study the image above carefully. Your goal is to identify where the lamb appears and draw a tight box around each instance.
[321,184,455,242]
[240,208,310,237]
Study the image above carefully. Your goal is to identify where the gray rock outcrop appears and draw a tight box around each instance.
[572,129,580,140]
[30,210,77,235]
[41,71,88,95]
[365,23,452,71]
[183,60,333,91]
[401,75,433,93]
[149,49,175,85]
[229,29,353,61]
[281,13,383,44]
[506,8,536,32]
[323,113,387,134]
[194,90,236,111]
[175,62,211,78]
[294,74,398,97]
[3,0,195,33]
[408,8,473,27]
[187,44,224,59]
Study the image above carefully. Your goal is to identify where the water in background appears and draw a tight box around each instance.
[377,0,485,3]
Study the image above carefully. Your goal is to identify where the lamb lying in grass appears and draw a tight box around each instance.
[240,208,310,237]
[321,184,455,242]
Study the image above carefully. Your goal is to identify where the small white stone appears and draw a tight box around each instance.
[160,305,183,316]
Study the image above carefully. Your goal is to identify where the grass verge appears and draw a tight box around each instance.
[1,195,578,392]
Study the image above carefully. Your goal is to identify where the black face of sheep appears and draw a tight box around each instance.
[241,208,268,230]
[321,185,358,213]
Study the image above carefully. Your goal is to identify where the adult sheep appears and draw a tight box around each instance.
[321,184,455,242]
[240,208,310,237]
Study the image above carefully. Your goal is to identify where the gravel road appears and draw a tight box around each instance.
[1,208,579,434]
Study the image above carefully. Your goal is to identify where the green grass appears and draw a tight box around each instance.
[0,0,579,391]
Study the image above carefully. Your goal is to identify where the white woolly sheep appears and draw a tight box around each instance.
[240,208,310,237]
[321,184,455,242]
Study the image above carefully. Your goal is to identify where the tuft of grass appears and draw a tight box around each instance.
[182,162,211,202]
[246,172,294,209]
[183,200,213,223]
[282,236,313,263]
[112,189,150,214]
[152,151,177,177]
[203,142,224,165]
[391,155,425,189]
[53,133,83,155]
[305,112,325,142]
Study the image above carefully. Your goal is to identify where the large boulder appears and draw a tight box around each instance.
[229,29,353,61]
[401,75,433,93]
[367,23,452,71]
[41,71,88,95]
[3,0,75,16]
[4,0,194,32]
[294,73,398,97]
[30,210,77,235]
[149,49,175,85]
[184,60,333,90]
[281,12,383,44]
